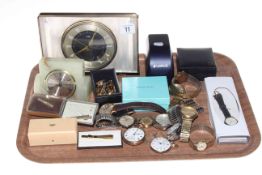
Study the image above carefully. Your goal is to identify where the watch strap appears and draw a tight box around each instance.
[111,102,166,116]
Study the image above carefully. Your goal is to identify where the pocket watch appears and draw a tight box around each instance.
[123,127,145,146]
[150,137,172,153]
[119,115,135,128]
[45,70,76,98]
[61,21,117,71]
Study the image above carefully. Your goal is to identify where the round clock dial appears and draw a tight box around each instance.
[61,21,117,71]
[45,70,76,98]
[150,137,172,153]
[123,127,145,146]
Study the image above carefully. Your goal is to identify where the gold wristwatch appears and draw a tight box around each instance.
[179,106,198,142]
[189,124,215,151]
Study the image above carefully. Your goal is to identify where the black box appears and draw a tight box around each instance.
[146,34,174,84]
[176,48,217,80]
[90,69,122,105]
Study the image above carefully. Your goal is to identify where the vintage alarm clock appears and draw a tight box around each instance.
[34,58,91,101]
[146,34,174,84]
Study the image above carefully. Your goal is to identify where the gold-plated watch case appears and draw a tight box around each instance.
[139,116,154,128]
[180,106,198,142]
[181,106,198,120]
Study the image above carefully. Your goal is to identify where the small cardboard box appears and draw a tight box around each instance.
[90,69,122,105]
[28,118,77,146]
[122,76,170,110]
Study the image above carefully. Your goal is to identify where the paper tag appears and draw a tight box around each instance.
[121,23,136,34]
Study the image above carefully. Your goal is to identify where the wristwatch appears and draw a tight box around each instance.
[118,115,135,128]
[95,114,116,128]
[213,91,238,126]
[111,102,166,116]
[154,114,172,131]
[99,103,115,115]
[169,71,201,99]
[189,124,215,151]
[139,116,154,128]
[179,106,198,142]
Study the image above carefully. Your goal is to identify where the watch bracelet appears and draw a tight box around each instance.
[95,114,116,128]
[168,105,183,125]
[180,120,192,142]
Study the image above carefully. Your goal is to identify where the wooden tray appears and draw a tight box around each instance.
[17,53,261,163]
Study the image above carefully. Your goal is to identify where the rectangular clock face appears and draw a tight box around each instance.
[38,13,139,73]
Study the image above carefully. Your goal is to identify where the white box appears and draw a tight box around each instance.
[204,77,250,144]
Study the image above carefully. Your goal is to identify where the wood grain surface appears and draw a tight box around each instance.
[16,53,261,163]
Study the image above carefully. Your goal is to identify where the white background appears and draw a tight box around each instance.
[0,0,261,174]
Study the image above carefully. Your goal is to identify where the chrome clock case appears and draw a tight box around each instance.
[38,13,139,73]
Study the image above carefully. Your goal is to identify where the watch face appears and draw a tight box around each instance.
[139,116,153,128]
[62,21,117,71]
[181,106,198,120]
[119,115,135,128]
[224,117,238,126]
[123,127,145,145]
[155,114,172,127]
[45,70,76,98]
[99,103,114,115]
[195,141,207,151]
[151,137,171,153]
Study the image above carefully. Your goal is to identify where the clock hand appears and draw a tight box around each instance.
[71,30,97,57]
[73,44,90,56]
[133,128,139,136]
[73,39,87,47]
[88,30,97,47]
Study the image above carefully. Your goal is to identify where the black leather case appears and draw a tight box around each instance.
[176,48,217,80]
